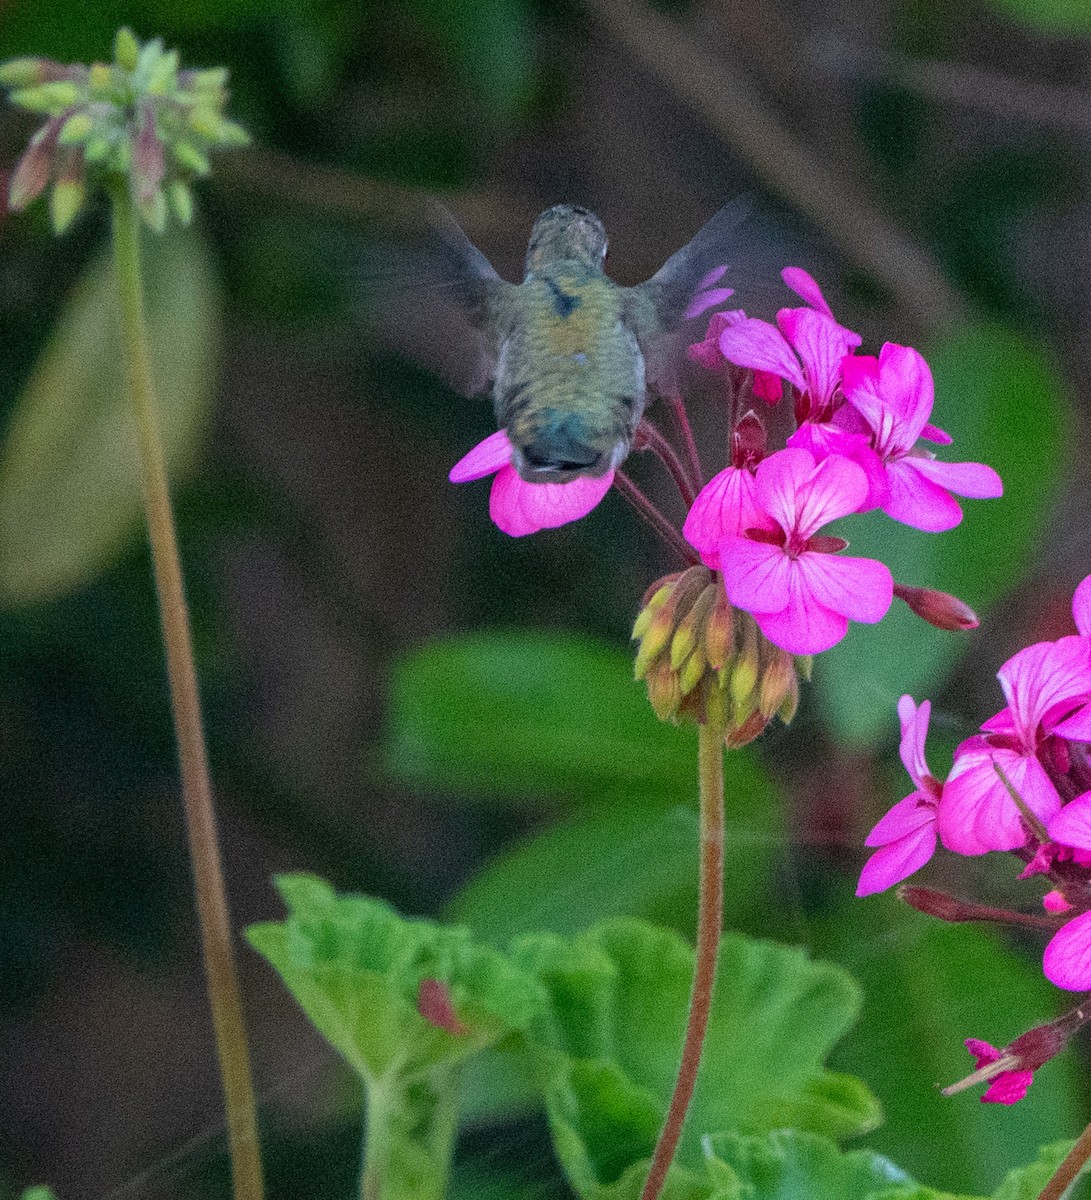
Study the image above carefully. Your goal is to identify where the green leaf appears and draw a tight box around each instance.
[382,630,698,805]
[811,899,1083,1195]
[513,919,878,1198]
[982,0,1091,33]
[247,874,544,1200]
[704,1129,926,1200]
[814,323,1067,746]
[19,1190,59,1200]
[0,226,220,605]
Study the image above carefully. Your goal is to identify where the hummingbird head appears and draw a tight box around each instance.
[525,205,608,276]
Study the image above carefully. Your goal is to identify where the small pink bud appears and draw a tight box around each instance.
[893,583,979,631]
[1044,890,1073,914]
[417,979,468,1035]
[732,409,767,466]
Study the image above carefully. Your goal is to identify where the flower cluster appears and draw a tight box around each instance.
[859,576,1091,1102]
[452,267,1001,659]
[1,28,248,233]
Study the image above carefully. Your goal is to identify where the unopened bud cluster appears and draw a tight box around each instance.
[632,565,810,746]
[2,27,249,233]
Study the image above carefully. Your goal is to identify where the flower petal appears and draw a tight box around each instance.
[1074,575,1091,637]
[751,447,817,533]
[512,471,613,534]
[778,307,861,407]
[856,821,937,896]
[795,551,893,624]
[1047,791,1091,850]
[939,746,1060,855]
[864,793,937,847]
[683,466,763,567]
[908,456,1004,499]
[997,637,1091,741]
[450,429,513,482]
[792,453,870,535]
[720,535,794,614]
[882,460,965,532]
[718,318,807,392]
[897,696,932,787]
[755,591,847,655]
[781,266,834,317]
[981,1071,1034,1105]
[1044,909,1091,990]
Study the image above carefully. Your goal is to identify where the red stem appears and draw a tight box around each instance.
[637,419,699,506]
[613,471,699,565]
[640,716,725,1200]
[667,392,705,491]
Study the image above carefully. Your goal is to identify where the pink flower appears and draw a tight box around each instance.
[1044,909,1091,989]
[683,265,735,320]
[839,345,1003,532]
[683,410,766,569]
[857,697,941,896]
[938,638,1091,855]
[717,269,861,421]
[449,429,613,537]
[719,448,893,655]
[963,1039,1035,1105]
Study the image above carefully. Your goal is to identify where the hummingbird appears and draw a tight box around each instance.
[385,200,748,483]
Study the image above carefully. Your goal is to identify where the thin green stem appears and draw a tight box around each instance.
[110,186,264,1200]
[1038,1120,1091,1200]
[640,709,726,1200]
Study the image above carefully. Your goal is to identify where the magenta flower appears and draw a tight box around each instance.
[719,448,893,655]
[449,429,612,537]
[938,638,1091,855]
[839,344,1003,532]
[1044,909,1091,990]
[1041,573,1091,740]
[963,1039,1035,1105]
[717,268,861,421]
[857,697,941,896]
[683,465,761,569]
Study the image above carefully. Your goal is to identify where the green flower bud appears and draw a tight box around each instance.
[167,180,193,226]
[57,111,94,144]
[114,27,141,72]
[10,80,79,113]
[50,177,85,233]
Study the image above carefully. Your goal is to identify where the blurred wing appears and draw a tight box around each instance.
[626,198,754,395]
[363,203,510,398]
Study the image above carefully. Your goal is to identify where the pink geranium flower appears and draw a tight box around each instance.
[963,1039,1035,1105]
[718,447,893,655]
[687,309,782,402]
[938,638,1091,855]
[839,344,1003,532]
[857,697,941,896]
[717,268,861,421]
[1040,573,1091,740]
[683,411,766,569]
[449,429,612,537]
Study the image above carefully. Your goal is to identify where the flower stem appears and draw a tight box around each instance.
[640,709,726,1200]
[613,470,699,566]
[667,392,705,491]
[637,418,698,506]
[1037,1119,1091,1200]
[110,186,265,1200]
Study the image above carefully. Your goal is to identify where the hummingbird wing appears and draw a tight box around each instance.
[365,204,511,398]
[624,199,753,396]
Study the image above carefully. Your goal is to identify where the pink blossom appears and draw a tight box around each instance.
[1043,890,1073,914]
[449,429,612,537]
[718,448,893,655]
[840,345,1003,532]
[717,268,861,421]
[857,696,942,896]
[938,638,1091,855]
[683,265,735,320]
[963,1039,1035,1105]
[1044,909,1091,990]
[683,466,761,569]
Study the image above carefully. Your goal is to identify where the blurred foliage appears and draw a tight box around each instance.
[0,226,220,604]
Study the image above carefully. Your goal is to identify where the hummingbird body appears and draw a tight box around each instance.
[491,257,647,481]
[401,200,748,483]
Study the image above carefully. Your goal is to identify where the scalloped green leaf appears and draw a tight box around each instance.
[247,875,545,1200]
[247,874,542,1081]
[703,1129,949,1200]
[0,226,220,605]
[814,323,1067,747]
[513,919,878,1198]
[991,1141,1080,1200]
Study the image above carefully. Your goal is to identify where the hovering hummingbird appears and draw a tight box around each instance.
[384,201,748,484]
